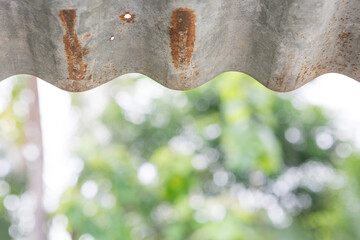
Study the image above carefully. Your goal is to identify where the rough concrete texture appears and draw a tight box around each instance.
[0,0,359,92]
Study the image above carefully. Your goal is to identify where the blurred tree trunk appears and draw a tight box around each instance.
[25,76,46,240]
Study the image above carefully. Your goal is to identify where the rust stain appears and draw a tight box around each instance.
[295,72,301,84]
[82,47,90,56]
[119,11,135,23]
[277,73,285,86]
[170,8,196,69]
[338,32,351,42]
[60,9,87,80]
[82,33,91,41]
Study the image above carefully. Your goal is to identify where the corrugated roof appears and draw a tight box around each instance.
[0,0,359,92]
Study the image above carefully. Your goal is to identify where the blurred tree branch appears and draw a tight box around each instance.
[25,76,46,240]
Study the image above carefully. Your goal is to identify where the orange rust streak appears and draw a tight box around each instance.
[59,9,87,81]
[170,8,196,69]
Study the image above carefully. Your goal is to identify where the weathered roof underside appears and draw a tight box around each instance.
[0,0,359,92]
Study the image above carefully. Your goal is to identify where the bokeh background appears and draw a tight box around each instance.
[0,73,360,240]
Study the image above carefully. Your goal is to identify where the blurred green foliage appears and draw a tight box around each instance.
[0,77,30,240]
[57,73,360,240]
[1,73,360,240]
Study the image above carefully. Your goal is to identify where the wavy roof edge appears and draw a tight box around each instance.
[0,0,359,92]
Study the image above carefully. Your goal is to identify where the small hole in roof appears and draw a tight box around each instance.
[119,12,135,23]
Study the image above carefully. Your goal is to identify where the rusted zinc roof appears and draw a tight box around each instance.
[0,0,359,92]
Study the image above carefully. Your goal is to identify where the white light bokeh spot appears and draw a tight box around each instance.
[137,163,158,185]
[81,180,99,199]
